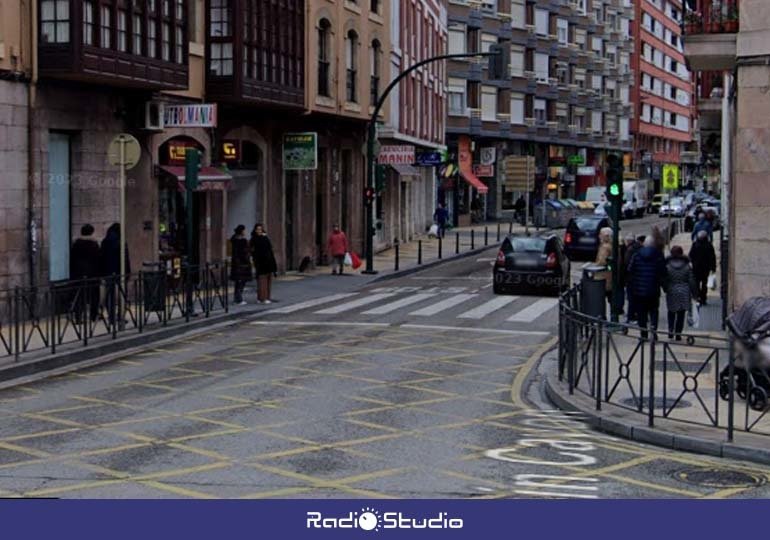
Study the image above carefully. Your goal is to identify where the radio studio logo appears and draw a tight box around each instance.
[306,506,464,532]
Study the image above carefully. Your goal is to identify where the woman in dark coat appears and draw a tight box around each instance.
[663,245,697,341]
[250,223,277,304]
[230,225,252,305]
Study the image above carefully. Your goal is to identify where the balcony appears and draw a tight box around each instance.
[683,0,738,71]
[38,0,188,89]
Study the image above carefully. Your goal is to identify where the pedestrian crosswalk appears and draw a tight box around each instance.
[265,291,558,324]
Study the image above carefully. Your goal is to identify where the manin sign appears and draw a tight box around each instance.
[378,145,415,165]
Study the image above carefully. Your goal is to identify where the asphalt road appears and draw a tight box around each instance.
[0,215,767,498]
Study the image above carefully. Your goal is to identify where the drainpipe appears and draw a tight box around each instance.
[27,0,38,290]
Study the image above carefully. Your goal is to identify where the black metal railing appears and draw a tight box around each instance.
[0,261,229,362]
[558,282,770,441]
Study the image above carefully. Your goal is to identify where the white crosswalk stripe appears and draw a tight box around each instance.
[506,298,558,323]
[315,293,399,314]
[457,296,518,319]
[265,293,359,314]
[408,294,477,316]
[362,293,438,315]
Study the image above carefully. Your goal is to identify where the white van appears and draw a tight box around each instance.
[584,187,607,208]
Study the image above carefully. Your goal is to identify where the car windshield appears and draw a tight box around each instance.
[670,198,683,206]
[573,218,602,232]
[511,237,547,252]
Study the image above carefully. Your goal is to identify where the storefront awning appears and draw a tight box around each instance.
[390,163,421,177]
[158,165,233,191]
[459,170,489,194]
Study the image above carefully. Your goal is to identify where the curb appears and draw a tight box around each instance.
[372,245,493,283]
[541,353,770,466]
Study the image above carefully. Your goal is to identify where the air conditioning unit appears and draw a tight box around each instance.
[144,102,165,131]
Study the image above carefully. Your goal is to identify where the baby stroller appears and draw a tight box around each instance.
[719,297,770,410]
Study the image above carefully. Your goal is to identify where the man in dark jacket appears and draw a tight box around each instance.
[622,234,642,322]
[627,237,667,337]
[100,223,131,324]
[689,229,717,305]
[70,224,101,322]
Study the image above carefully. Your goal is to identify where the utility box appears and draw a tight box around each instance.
[581,264,607,319]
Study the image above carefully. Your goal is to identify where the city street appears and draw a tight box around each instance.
[0,217,766,498]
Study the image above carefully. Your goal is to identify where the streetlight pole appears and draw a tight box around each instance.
[362,51,501,274]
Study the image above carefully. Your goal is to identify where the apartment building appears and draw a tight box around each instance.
[631,0,695,192]
[376,0,447,250]
[444,0,634,223]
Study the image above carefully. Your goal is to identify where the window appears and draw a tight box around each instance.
[510,45,524,77]
[534,52,549,82]
[132,14,142,53]
[591,36,602,53]
[466,28,479,54]
[511,0,525,29]
[162,22,170,60]
[534,98,546,123]
[591,111,603,132]
[370,0,379,14]
[669,84,676,100]
[481,85,497,121]
[557,19,568,44]
[41,0,70,43]
[210,42,233,75]
[481,33,496,54]
[535,9,549,36]
[670,112,677,126]
[100,6,112,48]
[370,40,381,105]
[448,78,466,116]
[448,23,465,54]
[210,0,230,36]
[317,19,331,96]
[510,93,524,124]
[82,1,94,45]
[117,10,127,51]
[175,25,183,62]
[346,30,358,103]
[148,20,157,57]
[670,60,678,74]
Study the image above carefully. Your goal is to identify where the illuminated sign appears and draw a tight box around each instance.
[222,140,239,162]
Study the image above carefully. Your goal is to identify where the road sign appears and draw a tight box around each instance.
[662,164,679,190]
[503,156,535,191]
[283,132,318,170]
[415,151,442,166]
[107,133,141,170]
[480,147,496,165]
[568,155,585,166]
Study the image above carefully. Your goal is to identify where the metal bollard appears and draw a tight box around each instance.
[484,226,489,246]
[438,236,443,259]
[395,242,400,271]
[509,221,513,235]
[497,223,501,242]
[418,240,422,265]
[471,230,475,250]
[455,232,460,254]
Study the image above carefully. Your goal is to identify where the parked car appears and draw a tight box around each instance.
[563,215,612,261]
[659,197,686,217]
[649,193,670,214]
[493,235,571,296]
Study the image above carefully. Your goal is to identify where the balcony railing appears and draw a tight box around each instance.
[683,0,739,35]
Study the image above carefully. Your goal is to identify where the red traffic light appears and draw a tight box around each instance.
[364,187,376,205]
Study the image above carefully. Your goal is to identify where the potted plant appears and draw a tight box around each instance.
[724,5,739,33]
[684,11,702,34]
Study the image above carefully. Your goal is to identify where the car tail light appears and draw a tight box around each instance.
[545,253,558,269]
[565,232,573,244]
[496,250,506,267]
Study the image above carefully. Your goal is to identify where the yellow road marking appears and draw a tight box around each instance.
[510,336,558,409]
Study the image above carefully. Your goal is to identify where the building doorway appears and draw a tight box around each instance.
[48,132,71,281]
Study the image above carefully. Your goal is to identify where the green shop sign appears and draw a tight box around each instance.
[283,132,318,170]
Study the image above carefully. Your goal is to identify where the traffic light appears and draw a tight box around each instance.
[487,44,510,81]
[375,164,386,193]
[364,186,376,206]
[606,153,623,203]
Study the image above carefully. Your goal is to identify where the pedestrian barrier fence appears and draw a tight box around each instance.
[0,262,229,362]
[558,283,770,441]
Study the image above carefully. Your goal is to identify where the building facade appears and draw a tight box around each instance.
[630,0,695,192]
[444,0,634,225]
[376,0,447,250]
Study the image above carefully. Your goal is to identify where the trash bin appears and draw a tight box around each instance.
[581,264,607,319]
[142,262,166,312]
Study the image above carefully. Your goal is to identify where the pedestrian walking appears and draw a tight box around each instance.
[433,204,449,238]
[620,234,640,320]
[627,236,667,338]
[70,224,101,322]
[229,225,252,305]
[691,212,714,243]
[327,224,349,275]
[250,223,277,303]
[594,227,613,304]
[663,245,697,341]
[99,223,131,324]
[689,229,717,305]
[514,195,526,224]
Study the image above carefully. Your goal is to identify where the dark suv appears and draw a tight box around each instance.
[563,216,612,261]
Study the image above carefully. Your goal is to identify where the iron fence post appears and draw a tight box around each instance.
[223,262,229,314]
[205,263,211,318]
[185,265,191,323]
[137,272,144,333]
[568,316,576,394]
[14,287,20,361]
[438,236,442,259]
[82,282,88,347]
[395,242,400,271]
[455,232,460,254]
[111,276,118,340]
[497,223,501,242]
[728,337,735,442]
[484,226,488,246]
[596,322,603,411]
[49,287,56,356]
[471,230,475,250]
[418,240,422,265]
[509,221,513,235]
[649,333,656,427]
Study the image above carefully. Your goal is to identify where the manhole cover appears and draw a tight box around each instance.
[674,467,766,488]
[621,397,691,409]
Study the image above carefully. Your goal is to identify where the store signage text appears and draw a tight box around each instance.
[163,104,218,128]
